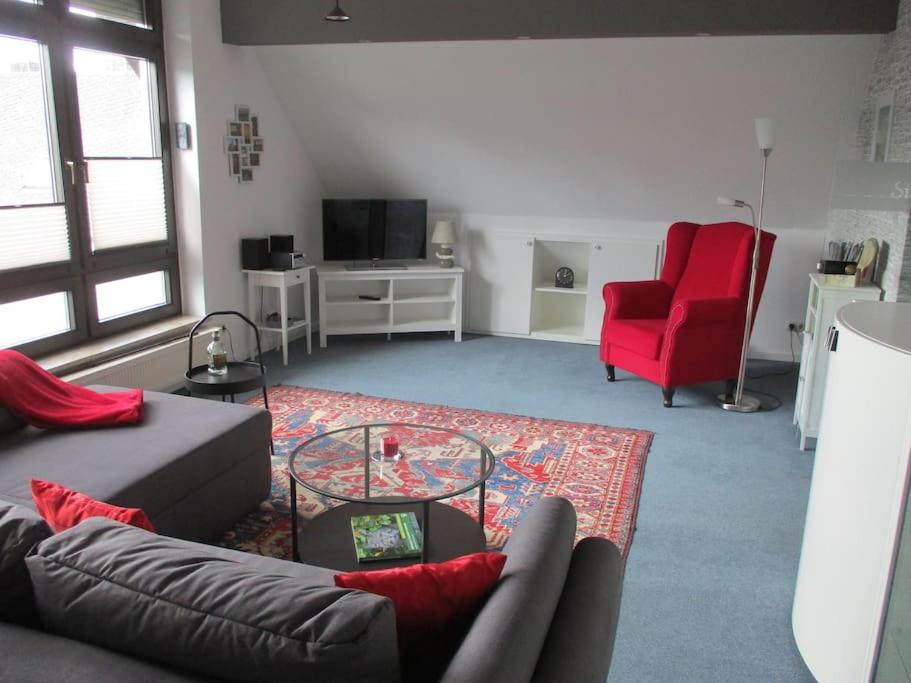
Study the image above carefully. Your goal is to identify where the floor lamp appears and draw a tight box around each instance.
[717,117,774,413]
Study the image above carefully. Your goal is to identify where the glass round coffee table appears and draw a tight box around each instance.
[288,423,495,571]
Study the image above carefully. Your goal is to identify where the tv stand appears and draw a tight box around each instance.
[317,265,463,347]
[345,262,407,271]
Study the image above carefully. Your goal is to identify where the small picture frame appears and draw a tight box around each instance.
[241,144,252,154]
[228,153,241,176]
[224,136,240,153]
[242,122,252,144]
[252,137,264,152]
[871,91,894,162]
[249,152,260,167]
[235,105,251,123]
[251,116,259,137]
[239,168,253,183]
[228,121,242,137]
[240,152,251,168]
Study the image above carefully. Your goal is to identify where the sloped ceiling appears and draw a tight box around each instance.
[253,34,878,228]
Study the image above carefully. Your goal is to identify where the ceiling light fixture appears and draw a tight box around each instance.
[324,0,350,22]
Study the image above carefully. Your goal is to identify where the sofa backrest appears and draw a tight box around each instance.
[671,223,755,305]
[27,518,401,681]
[440,496,577,683]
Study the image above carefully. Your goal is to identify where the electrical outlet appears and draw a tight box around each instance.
[787,320,805,333]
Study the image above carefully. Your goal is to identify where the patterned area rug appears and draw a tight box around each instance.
[221,385,653,559]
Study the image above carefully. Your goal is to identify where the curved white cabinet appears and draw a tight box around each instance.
[792,302,911,682]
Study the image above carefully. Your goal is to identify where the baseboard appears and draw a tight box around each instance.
[468,328,797,363]
[748,350,797,363]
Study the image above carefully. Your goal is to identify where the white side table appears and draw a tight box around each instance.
[243,266,313,365]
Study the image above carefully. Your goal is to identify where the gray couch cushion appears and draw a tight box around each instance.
[0,498,52,625]
[441,496,577,683]
[26,518,400,682]
[0,387,271,539]
[0,622,202,683]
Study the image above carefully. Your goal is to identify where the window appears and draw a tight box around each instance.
[0,0,178,357]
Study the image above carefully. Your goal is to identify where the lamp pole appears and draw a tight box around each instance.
[717,118,773,413]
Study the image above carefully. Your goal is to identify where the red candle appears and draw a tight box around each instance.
[382,435,399,458]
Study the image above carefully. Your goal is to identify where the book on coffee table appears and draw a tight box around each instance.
[350,512,423,562]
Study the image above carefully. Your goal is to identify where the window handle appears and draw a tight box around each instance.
[65,161,89,184]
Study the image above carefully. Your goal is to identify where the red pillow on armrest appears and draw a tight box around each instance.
[30,479,155,533]
[335,551,506,672]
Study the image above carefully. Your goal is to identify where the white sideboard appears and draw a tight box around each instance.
[317,265,463,347]
[466,232,663,344]
[792,302,911,683]
[793,273,881,449]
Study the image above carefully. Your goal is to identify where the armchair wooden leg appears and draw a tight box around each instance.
[724,379,737,403]
[605,364,615,382]
[662,386,675,408]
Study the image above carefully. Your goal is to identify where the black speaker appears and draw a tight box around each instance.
[241,238,269,270]
[270,234,294,253]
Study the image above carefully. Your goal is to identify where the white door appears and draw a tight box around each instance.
[468,231,534,335]
[584,240,661,340]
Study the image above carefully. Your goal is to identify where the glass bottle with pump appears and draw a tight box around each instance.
[207,328,228,375]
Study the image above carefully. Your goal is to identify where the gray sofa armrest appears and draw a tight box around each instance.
[441,497,577,683]
[531,537,625,683]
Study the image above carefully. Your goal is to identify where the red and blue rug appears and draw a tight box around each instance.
[221,385,653,559]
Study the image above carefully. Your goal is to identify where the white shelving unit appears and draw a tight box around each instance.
[317,265,463,347]
[793,273,881,449]
[244,266,314,366]
[467,231,662,344]
[531,240,590,341]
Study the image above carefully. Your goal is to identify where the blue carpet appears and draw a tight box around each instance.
[260,332,813,682]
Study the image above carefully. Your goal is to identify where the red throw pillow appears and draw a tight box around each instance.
[335,551,506,677]
[30,479,155,533]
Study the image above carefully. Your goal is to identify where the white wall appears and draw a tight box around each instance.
[252,34,879,359]
[163,0,324,356]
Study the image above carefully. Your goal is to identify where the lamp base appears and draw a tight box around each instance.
[716,393,762,413]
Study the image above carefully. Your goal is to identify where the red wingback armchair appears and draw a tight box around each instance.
[600,221,776,407]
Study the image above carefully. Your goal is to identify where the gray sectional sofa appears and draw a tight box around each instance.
[0,386,272,541]
[0,388,625,682]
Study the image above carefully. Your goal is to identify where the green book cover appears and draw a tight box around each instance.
[350,512,423,562]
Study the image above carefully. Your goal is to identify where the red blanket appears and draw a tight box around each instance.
[0,350,143,429]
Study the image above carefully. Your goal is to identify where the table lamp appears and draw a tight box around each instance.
[431,221,456,268]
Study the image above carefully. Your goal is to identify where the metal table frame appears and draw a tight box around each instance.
[288,422,496,563]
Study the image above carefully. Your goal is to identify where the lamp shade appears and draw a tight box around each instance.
[431,221,456,244]
[755,118,774,151]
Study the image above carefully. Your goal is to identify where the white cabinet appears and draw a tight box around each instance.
[793,274,881,449]
[584,239,662,340]
[467,232,534,335]
[792,302,911,683]
[467,230,661,345]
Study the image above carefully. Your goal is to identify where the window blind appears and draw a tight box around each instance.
[86,158,167,251]
[68,0,148,29]
[0,204,70,271]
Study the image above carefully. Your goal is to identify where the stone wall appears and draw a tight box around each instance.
[827,0,911,301]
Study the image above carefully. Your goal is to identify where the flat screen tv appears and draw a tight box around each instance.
[322,199,427,262]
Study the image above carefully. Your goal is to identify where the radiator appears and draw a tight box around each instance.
[63,333,212,392]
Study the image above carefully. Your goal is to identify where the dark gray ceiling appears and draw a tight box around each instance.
[220,0,898,45]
